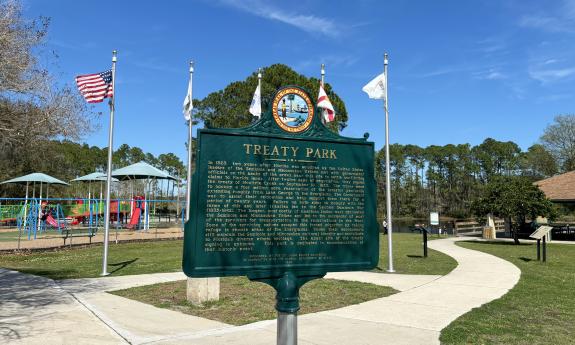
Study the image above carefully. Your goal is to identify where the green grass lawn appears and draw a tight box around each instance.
[377,233,457,275]
[441,241,575,345]
[111,276,397,325]
[0,233,457,280]
[0,240,183,279]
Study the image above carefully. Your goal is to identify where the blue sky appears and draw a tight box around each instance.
[24,0,575,161]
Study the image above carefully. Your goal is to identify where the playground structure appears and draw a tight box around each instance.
[0,197,183,249]
[0,164,184,248]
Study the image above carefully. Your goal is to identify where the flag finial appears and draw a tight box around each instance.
[258,67,262,79]
[112,50,117,62]
[384,53,388,66]
[189,61,194,73]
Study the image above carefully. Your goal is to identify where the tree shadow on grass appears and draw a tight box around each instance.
[460,240,533,246]
[109,258,139,275]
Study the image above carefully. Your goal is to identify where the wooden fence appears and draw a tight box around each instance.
[454,219,506,236]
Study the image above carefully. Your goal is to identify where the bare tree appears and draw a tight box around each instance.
[540,115,575,172]
[0,0,96,165]
[0,0,49,94]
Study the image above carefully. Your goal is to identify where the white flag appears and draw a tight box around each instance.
[317,85,335,122]
[362,72,386,100]
[183,76,193,121]
[249,83,261,117]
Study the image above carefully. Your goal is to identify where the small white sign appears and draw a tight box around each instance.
[430,212,439,226]
[529,226,553,240]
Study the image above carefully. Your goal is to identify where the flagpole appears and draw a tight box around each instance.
[257,68,262,119]
[185,61,194,222]
[383,53,395,273]
[257,67,262,91]
[320,63,326,125]
[101,50,117,276]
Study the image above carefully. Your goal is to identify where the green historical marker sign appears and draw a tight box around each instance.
[182,86,379,312]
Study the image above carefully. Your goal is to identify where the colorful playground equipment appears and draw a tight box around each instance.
[0,165,183,245]
[127,196,145,229]
[15,200,67,240]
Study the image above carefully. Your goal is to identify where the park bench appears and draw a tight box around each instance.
[61,228,98,246]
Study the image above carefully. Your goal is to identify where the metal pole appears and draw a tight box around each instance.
[542,235,547,262]
[423,231,428,258]
[384,53,395,272]
[37,182,42,235]
[185,61,194,222]
[256,67,262,120]
[277,312,297,345]
[101,50,117,276]
[537,239,541,261]
[320,63,326,125]
[19,182,29,249]
[258,67,262,89]
[23,182,29,227]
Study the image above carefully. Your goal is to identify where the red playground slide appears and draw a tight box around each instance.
[127,207,141,229]
[46,215,63,229]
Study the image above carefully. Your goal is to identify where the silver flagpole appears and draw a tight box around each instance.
[320,63,326,125]
[101,50,117,276]
[258,67,262,90]
[384,53,395,273]
[257,67,262,119]
[185,61,194,222]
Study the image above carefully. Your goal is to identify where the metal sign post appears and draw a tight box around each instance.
[277,312,297,345]
[530,225,552,263]
[542,235,547,262]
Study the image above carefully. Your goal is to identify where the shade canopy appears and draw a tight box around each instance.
[111,161,176,181]
[0,173,69,186]
[71,172,119,183]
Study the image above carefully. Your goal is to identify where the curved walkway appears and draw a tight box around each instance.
[1,237,521,344]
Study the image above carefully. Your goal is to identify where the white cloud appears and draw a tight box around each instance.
[529,66,575,83]
[295,55,358,72]
[475,37,507,54]
[474,69,507,80]
[519,0,575,33]
[537,93,573,102]
[218,0,340,38]
[417,65,475,78]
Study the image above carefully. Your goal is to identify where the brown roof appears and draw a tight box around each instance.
[535,170,575,202]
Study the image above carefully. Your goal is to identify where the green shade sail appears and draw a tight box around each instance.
[111,161,176,181]
[0,173,69,185]
[71,172,119,183]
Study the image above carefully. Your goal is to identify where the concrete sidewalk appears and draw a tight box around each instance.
[1,237,521,344]
[0,269,123,344]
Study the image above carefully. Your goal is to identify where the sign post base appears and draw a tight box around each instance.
[186,277,220,305]
[250,271,325,345]
[277,312,297,345]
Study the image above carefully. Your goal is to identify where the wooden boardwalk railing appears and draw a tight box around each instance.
[454,219,505,236]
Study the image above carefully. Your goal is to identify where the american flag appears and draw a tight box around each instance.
[75,70,114,103]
